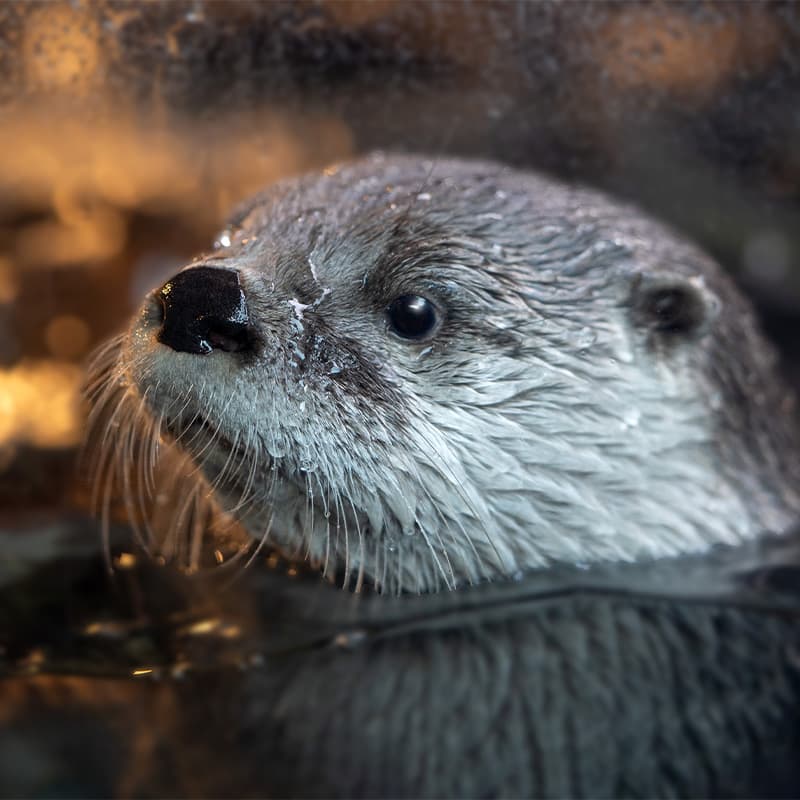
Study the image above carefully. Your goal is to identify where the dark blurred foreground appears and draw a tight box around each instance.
[2,517,800,798]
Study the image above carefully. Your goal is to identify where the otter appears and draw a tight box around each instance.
[87,153,800,593]
[77,155,800,798]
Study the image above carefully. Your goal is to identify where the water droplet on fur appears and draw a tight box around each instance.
[299,401,306,413]
[575,326,597,351]
[329,363,342,375]
[299,458,316,472]
[623,407,641,427]
[402,523,416,537]
[386,540,398,553]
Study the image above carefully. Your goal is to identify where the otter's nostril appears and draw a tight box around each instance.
[156,266,252,355]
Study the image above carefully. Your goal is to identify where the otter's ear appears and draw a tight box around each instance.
[629,272,721,337]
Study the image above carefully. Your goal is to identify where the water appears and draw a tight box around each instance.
[4,513,800,796]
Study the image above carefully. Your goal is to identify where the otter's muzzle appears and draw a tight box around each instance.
[156,266,252,354]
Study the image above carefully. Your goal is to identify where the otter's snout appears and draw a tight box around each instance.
[156,266,252,355]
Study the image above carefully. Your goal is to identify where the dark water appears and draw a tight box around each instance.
[2,2,800,796]
[3,515,800,797]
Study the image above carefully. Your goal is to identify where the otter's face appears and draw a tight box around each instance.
[91,155,800,593]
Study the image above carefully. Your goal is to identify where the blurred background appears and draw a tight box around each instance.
[1,2,800,795]
[0,0,799,519]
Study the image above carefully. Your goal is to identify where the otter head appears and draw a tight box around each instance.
[88,154,800,593]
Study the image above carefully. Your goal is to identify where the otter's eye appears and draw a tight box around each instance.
[387,294,439,340]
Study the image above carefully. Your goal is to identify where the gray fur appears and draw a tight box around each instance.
[97,154,800,593]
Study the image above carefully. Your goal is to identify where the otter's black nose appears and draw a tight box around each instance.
[156,266,251,355]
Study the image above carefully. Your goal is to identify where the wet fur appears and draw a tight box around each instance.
[86,154,800,593]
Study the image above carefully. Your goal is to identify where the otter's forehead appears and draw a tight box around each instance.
[229,154,532,237]
[216,155,726,305]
